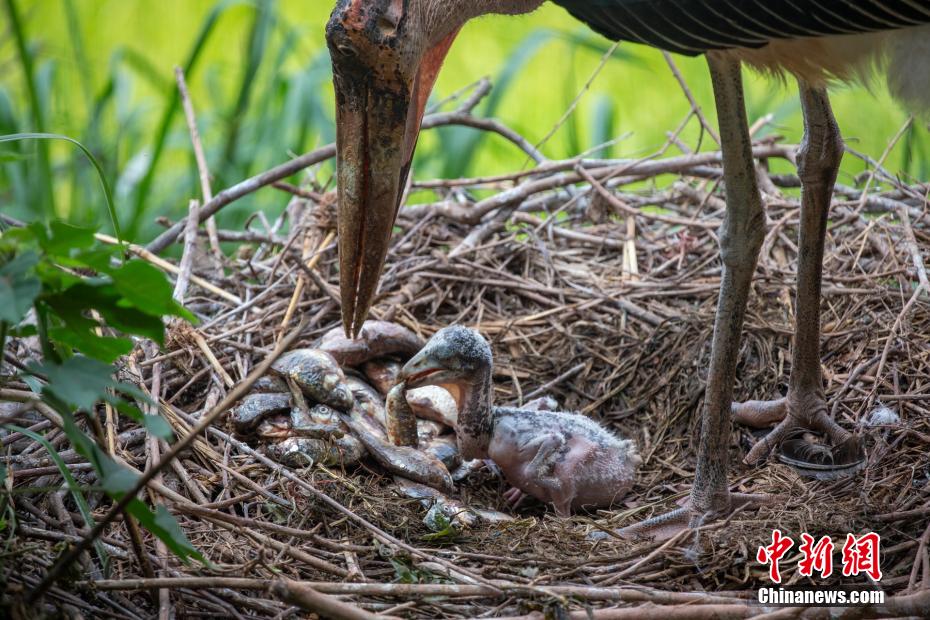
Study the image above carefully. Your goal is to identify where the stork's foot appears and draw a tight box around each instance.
[618,492,779,541]
[732,393,859,469]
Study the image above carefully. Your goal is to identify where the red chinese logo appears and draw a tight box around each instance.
[798,533,834,578]
[758,531,881,582]
[757,529,794,583]
[841,533,882,581]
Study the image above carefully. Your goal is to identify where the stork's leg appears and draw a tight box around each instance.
[620,54,775,539]
[731,80,854,465]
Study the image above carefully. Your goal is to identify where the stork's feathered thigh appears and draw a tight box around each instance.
[552,0,930,108]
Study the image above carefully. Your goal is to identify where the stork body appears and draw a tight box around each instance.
[326,0,930,535]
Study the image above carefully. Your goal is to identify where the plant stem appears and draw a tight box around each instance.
[3,0,56,217]
[0,320,8,386]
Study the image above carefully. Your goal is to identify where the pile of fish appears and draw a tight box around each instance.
[228,320,508,530]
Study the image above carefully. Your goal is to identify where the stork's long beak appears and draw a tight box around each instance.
[333,74,413,337]
[330,18,459,337]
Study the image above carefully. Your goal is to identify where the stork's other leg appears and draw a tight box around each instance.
[732,80,853,465]
[621,54,774,538]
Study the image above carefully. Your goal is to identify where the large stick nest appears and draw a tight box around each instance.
[3,89,930,618]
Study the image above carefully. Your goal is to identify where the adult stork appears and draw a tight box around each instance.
[325,0,930,534]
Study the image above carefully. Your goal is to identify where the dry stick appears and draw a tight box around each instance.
[76,578,744,605]
[191,329,235,388]
[185,418,503,592]
[662,51,720,146]
[270,579,392,620]
[146,144,335,254]
[25,317,309,604]
[521,362,586,401]
[426,111,547,163]
[530,41,619,159]
[279,229,336,339]
[95,233,241,305]
[145,96,535,255]
[173,199,200,303]
[143,359,172,619]
[907,520,930,592]
[510,213,628,249]
[108,455,348,577]
[865,205,930,415]
[855,115,913,213]
[491,606,758,620]
[577,165,721,230]
[272,180,325,202]
[175,66,222,260]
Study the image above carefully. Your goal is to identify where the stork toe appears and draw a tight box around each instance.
[618,492,782,542]
[734,393,857,469]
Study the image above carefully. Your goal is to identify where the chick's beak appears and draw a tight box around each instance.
[331,26,459,337]
[400,349,443,388]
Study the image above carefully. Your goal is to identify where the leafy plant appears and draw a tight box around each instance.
[0,218,204,566]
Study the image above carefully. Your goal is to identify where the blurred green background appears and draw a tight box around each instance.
[1,0,927,244]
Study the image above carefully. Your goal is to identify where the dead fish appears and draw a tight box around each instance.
[265,433,364,468]
[471,507,515,524]
[422,434,462,471]
[271,349,354,412]
[345,376,388,433]
[417,419,447,444]
[251,375,289,393]
[231,392,291,433]
[394,477,477,529]
[362,359,402,396]
[386,382,418,447]
[406,386,458,428]
[319,321,423,367]
[451,459,488,482]
[338,412,453,492]
[291,404,345,439]
[266,437,327,467]
[256,413,296,440]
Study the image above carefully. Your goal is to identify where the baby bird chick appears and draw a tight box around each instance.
[401,326,641,516]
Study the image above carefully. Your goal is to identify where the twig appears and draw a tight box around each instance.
[95,233,241,305]
[173,199,200,303]
[26,317,308,604]
[175,66,222,260]
[270,579,391,620]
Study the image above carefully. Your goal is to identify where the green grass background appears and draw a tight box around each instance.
[1,0,926,243]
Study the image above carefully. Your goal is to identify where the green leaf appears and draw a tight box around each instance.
[70,247,119,272]
[146,504,204,564]
[0,133,121,242]
[142,413,174,441]
[0,250,41,323]
[33,220,96,256]
[112,382,153,406]
[45,283,168,344]
[8,324,37,338]
[32,355,116,410]
[40,220,94,256]
[48,326,133,363]
[106,260,191,319]
[98,454,140,495]
[7,424,110,571]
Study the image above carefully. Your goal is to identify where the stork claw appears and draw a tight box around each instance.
[617,492,782,542]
